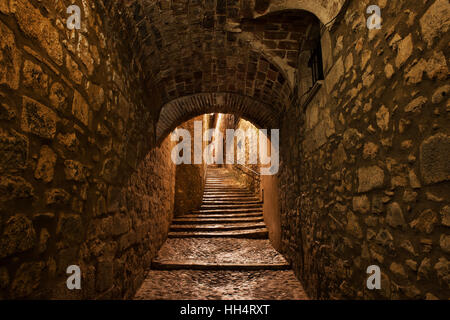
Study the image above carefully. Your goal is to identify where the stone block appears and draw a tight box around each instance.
[420,133,450,184]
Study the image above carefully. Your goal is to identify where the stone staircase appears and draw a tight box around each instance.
[134,167,309,299]
[168,167,269,239]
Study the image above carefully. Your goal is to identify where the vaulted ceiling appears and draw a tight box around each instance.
[97,0,344,137]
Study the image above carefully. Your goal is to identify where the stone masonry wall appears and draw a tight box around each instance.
[173,115,209,217]
[0,0,175,299]
[279,0,449,299]
[224,117,262,195]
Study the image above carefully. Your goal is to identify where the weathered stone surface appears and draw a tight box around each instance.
[15,0,63,65]
[390,262,407,279]
[362,142,378,160]
[34,145,57,183]
[400,240,417,256]
[342,128,363,150]
[72,91,90,127]
[419,133,450,185]
[0,176,34,205]
[45,188,71,205]
[21,97,57,139]
[408,170,421,189]
[384,63,394,79]
[57,213,83,245]
[361,50,371,69]
[405,59,426,84]
[0,214,36,259]
[0,128,28,173]
[0,0,10,13]
[441,206,450,227]
[395,34,413,68]
[376,105,389,131]
[353,195,370,214]
[375,228,393,247]
[325,57,344,93]
[386,202,406,228]
[432,85,450,104]
[0,100,16,120]
[345,211,363,239]
[10,261,44,298]
[425,51,448,80]
[87,83,105,112]
[101,157,120,183]
[112,214,131,236]
[23,60,48,95]
[405,259,417,271]
[418,258,432,280]
[434,257,449,287]
[357,166,384,193]
[440,234,450,253]
[420,0,450,46]
[0,21,21,89]
[64,160,86,181]
[66,54,83,85]
[403,190,418,203]
[49,82,70,112]
[57,132,79,153]
[410,209,439,234]
[405,96,427,113]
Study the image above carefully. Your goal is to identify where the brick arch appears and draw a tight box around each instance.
[254,0,347,25]
[155,92,280,143]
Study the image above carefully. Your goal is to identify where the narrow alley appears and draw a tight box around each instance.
[134,167,308,300]
[0,0,448,301]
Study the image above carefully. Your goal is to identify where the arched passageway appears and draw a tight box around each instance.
[0,0,449,300]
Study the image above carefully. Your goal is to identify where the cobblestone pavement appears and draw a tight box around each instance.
[134,270,309,300]
[153,238,289,266]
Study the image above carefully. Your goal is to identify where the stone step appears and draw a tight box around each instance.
[170,222,266,232]
[191,208,263,214]
[151,261,290,271]
[178,212,263,219]
[172,216,264,224]
[204,183,248,191]
[168,228,269,239]
[150,238,289,269]
[200,203,262,209]
[203,194,256,198]
[203,191,253,196]
[203,197,259,202]
[204,186,245,189]
[202,200,262,205]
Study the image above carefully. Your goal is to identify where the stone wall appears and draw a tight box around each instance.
[279,0,450,299]
[0,0,175,299]
[219,116,281,251]
[173,115,210,216]
[222,117,262,194]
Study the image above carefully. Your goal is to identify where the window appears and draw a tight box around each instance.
[308,39,324,86]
